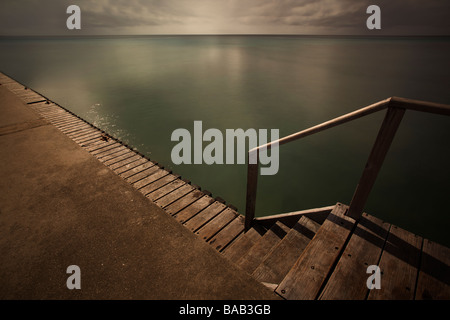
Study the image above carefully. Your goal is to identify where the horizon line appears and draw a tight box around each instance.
[1,33,450,38]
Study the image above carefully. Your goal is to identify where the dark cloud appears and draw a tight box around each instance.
[0,0,449,35]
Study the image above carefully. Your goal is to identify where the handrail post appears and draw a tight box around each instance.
[347,106,406,220]
[245,150,259,231]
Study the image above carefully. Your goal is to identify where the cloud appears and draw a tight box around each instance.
[0,0,449,35]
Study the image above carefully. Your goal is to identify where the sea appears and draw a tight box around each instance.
[1,35,449,246]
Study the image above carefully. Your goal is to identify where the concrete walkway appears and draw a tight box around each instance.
[0,85,276,299]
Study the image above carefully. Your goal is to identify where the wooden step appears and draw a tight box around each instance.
[367,224,422,300]
[208,215,245,252]
[221,224,266,262]
[318,213,391,300]
[236,222,290,274]
[195,207,238,242]
[252,216,320,285]
[276,203,356,300]
[415,239,450,300]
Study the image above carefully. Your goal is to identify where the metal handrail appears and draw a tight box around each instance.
[244,97,450,230]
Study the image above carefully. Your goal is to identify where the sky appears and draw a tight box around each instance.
[0,0,450,36]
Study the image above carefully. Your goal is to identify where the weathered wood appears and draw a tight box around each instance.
[108,154,141,171]
[46,114,76,123]
[102,150,136,166]
[176,197,220,225]
[132,168,170,189]
[347,107,406,220]
[367,225,422,300]
[165,189,205,215]
[252,216,320,285]
[222,224,266,261]
[255,205,335,228]
[69,129,99,141]
[237,222,290,274]
[319,213,390,300]
[139,174,181,197]
[208,215,245,251]
[146,178,187,201]
[63,124,93,135]
[95,145,129,160]
[154,184,195,208]
[97,148,131,163]
[56,119,86,129]
[113,157,148,175]
[415,239,450,300]
[73,132,102,143]
[89,142,121,155]
[195,208,238,241]
[276,203,355,300]
[245,161,259,230]
[120,162,157,180]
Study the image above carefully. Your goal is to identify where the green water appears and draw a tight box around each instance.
[1,35,449,246]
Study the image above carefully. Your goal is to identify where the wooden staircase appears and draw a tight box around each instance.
[216,203,450,300]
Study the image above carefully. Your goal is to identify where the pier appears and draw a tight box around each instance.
[0,71,449,299]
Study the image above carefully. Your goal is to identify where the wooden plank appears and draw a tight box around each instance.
[113,157,148,175]
[252,216,320,285]
[101,150,134,165]
[208,215,245,251]
[67,127,98,138]
[173,195,216,223]
[164,189,205,215]
[367,225,422,300]
[89,142,121,155]
[146,178,187,201]
[52,116,84,125]
[121,162,158,180]
[49,114,80,123]
[73,132,102,143]
[81,138,109,148]
[415,239,450,300]
[276,203,355,300]
[347,107,405,219]
[42,110,74,118]
[73,134,103,146]
[222,224,266,261]
[319,213,390,300]
[108,154,141,171]
[63,123,93,134]
[63,124,93,135]
[72,127,100,138]
[96,147,130,163]
[132,168,169,190]
[46,115,77,124]
[138,174,180,197]
[183,201,227,232]
[56,121,87,131]
[237,221,290,274]
[154,184,195,208]
[195,208,238,242]
[95,145,128,160]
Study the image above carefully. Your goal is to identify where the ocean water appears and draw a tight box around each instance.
[1,35,449,246]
